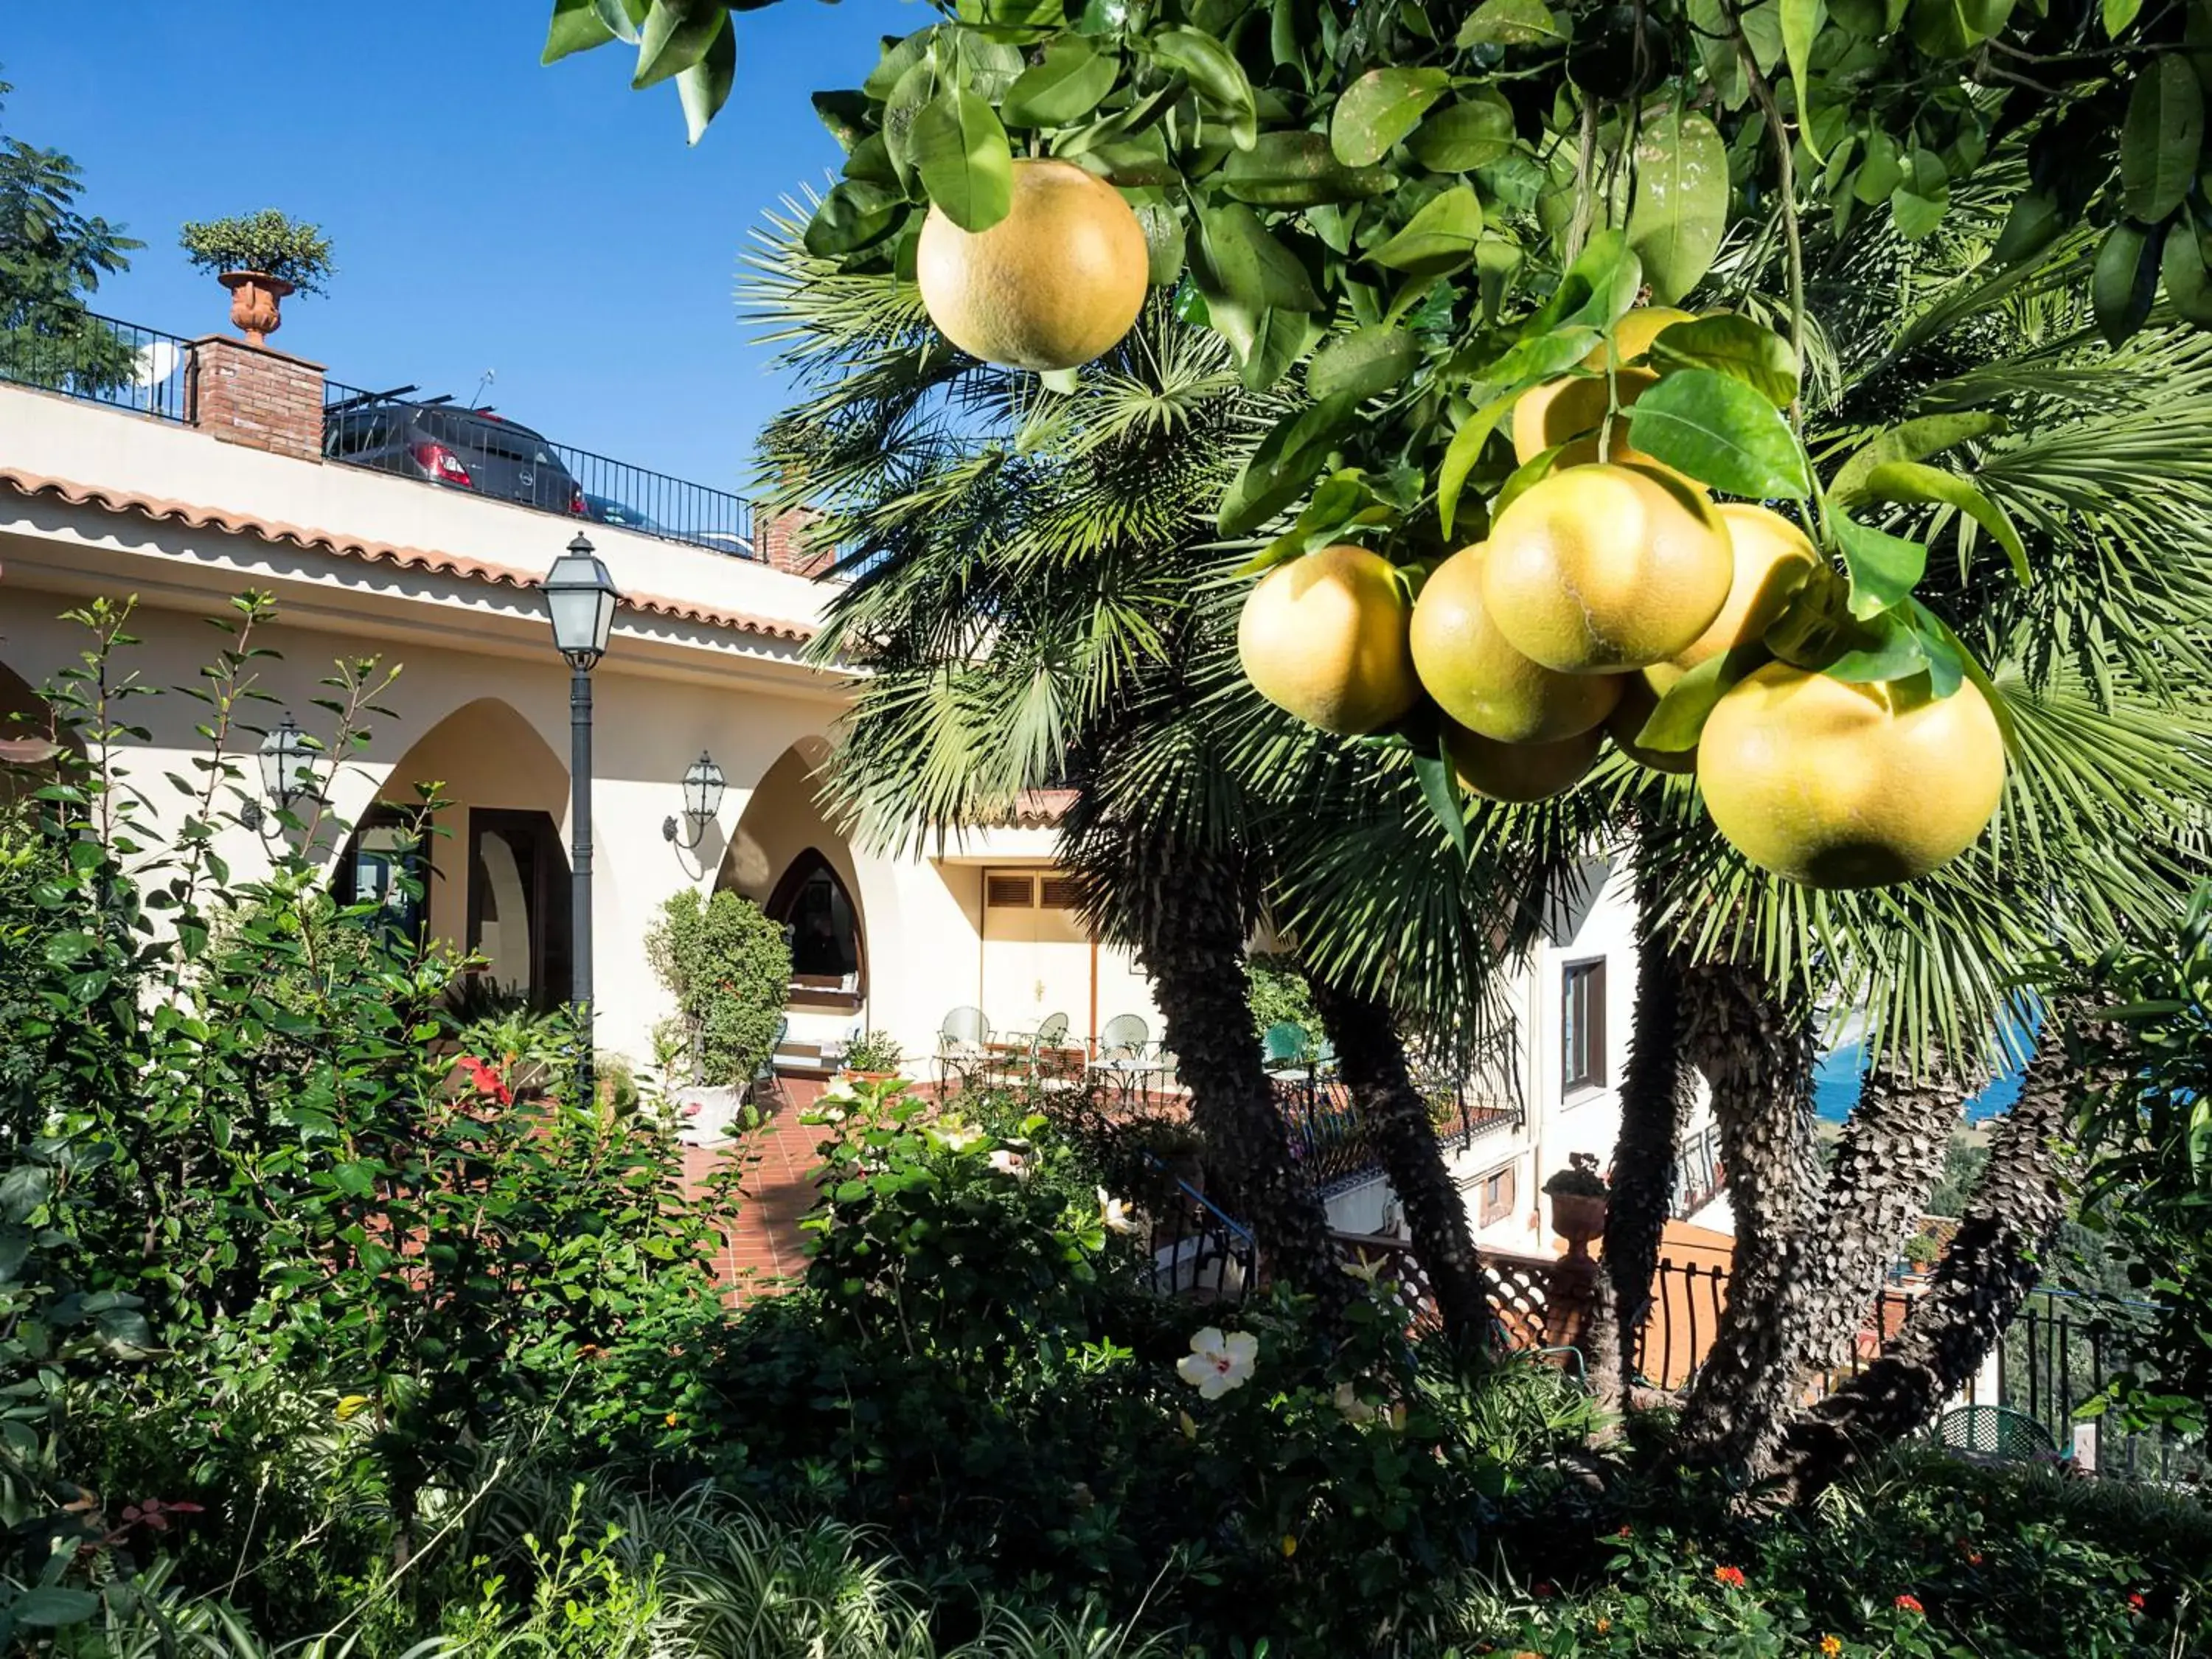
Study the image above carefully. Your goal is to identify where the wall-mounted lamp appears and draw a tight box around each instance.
[242,714,320,830]
[663,750,726,848]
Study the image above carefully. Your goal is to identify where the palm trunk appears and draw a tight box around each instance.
[1674,958,1819,1472]
[1770,1014,2076,1500]
[1597,863,1693,1410]
[1307,976,1490,1347]
[1790,1048,1971,1382]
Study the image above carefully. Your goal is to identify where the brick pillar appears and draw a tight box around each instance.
[187,336,325,462]
[754,504,834,576]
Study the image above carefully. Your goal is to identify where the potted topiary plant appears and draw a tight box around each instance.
[178,209,335,346]
[1544,1153,1610,1259]
[840,1029,903,1083]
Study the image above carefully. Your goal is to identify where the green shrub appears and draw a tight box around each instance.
[645,887,792,1088]
[1246,951,1317,1039]
[177,209,335,292]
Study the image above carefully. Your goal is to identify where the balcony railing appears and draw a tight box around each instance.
[0,309,194,423]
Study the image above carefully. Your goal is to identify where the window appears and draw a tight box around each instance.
[765,849,863,995]
[1561,959,1607,1093]
[333,807,429,953]
[1477,1162,1516,1226]
[986,872,1036,908]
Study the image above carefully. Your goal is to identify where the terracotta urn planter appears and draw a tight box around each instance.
[1550,1192,1608,1259]
[219,271,294,346]
[841,1069,900,1086]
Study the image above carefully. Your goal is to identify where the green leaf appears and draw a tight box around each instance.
[1132,195,1186,284]
[959,0,1066,37]
[1626,369,1810,498]
[1833,514,1929,620]
[675,15,736,143]
[1411,731,1470,856]
[813,91,872,151]
[1741,0,1786,69]
[1989,189,2062,266]
[1828,412,2003,501]
[2162,220,2212,325]
[1857,461,2029,584]
[1235,308,1324,392]
[633,0,725,89]
[1408,96,1519,172]
[1907,599,1966,699]
[1220,133,1397,205]
[1368,185,1484,276]
[863,26,939,102]
[1437,388,1523,535]
[1635,652,1750,751]
[2104,0,2143,35]
[1531,227,1641,333]
[2121,56,2205,223]
[803,180,902,257]
[1149,27,1258,146]
[1906,0,2017,57]
[1647,314,1799,406]
[1890,149,1949,240]
[1824,608,1930,683]
[1780,0,1828,154]
[544,0,619,63]
[13,1587,98,1628]
[1197,203,1323,313]
[1455,0,1565,46]
[1220,393,1360,535]
[1853,130,1904,204]
[1310,326,1420,402]
[2093,220,2160,347]
[1004,37,1119,127]
[1331,68,1451,167]
[1626,109,1730,305]
[912,88,1014,232]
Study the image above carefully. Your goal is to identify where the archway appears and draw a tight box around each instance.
[347,698,575,1008]
[765,847,866,995]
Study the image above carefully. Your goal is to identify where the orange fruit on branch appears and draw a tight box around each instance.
[1410,544,1623,744]
[1238,545,1419,736]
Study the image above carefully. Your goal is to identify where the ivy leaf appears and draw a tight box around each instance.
[1455,0,1566,46]
[633,0,726,88]
[2093,220,2161,347]
[2121,55,2205,223]
[1219,393,1361,535]
[675,15,737,144]
[1331,68,1451,166]
[1857,461,2029,585]
[1004,37,1119,128]
[1647,314,1799,406]
[1780,0,1828,155]
[1369,185,1484,277]
[1220,133,1397,205]
[1828,412,2004,500]
[1626,369,1811,498]
[911,88,1014,232]
[1626,108,1730,305]
[1436,387,1523,536]
[1310,326,1420,402]
[1833,514,1928,619]
[1408,96,1519,172]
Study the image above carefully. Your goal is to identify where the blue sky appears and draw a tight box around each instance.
[4,1,920,491]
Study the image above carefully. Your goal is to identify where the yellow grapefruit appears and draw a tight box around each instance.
[1446,722,1605,803]
[1604,670,1695,775]
[915,159,1148,372]
[1589,305,1697,370]
[1481,462,1733,675]
[1673,504,1821,671]
[1410,545,1622,743]
[1238,545,1418,735]
[1697,664,2007,888]
[1510,307,1696,463]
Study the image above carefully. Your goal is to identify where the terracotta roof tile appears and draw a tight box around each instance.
[0,468,816,644]
[1011,787,1079,827]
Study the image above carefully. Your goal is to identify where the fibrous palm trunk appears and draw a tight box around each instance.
[1307,976,1490,1347]
[1770,1012,2077,1500]
[1674,958,1820,1472]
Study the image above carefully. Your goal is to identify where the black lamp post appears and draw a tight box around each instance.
[543,533,619,1101]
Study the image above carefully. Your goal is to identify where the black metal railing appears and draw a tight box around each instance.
[1273,1063,1522,1197]
[0,309,194,423]
[1672,1121,1725,1217]
[1142,1157,1256,1305]
[320,380,757,558]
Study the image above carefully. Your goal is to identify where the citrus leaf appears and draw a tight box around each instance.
[1824,607,1930,683]
[1197,203,1324,312]
[1235,308,1324,392]
[1626,369,1810,498]
[958,0,1065,38]
[1310,326,1421,402]
[1331,68,1451,166]
[1635,652,1749,751]
[1833,514,1928,620]
[633,0,725,88]
[1436,387,1523,535]
[1455,0,1566,46]
[911,87,1014,232]
[1907,598,1966,699]
[1004,37,1119,128]
[1408,96,1519,172]
[1411,729,1470,856]
[2121,55,2204,223]
[863,26,940,102]
[1627,108,1729,303]
[803,181,903,257]
[1477,327,1601,388]
[1890,149,1950,240]
[544,0,620,63]
[1149,27,1258,147]
[1220,133,1397,205]
[2162,220,2212,325]
[1857,460,2029,585]
[1989,188,2062,266]
[2093,219,2160,346]
[1647,314,1799,406]
[1369,184,1484,276]
[2104,0,2142,35]
[1780,0,1828,155]
[812,91,872,151]
[1827,412,2003,501]
[1219,393,1361,536]
[1531,227,1641,333]
[1853,130,1905,203]
[675,15,736,144]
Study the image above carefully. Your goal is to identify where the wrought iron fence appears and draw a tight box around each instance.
[1673,1121,1725,1217]
[319,380,757,558]
[0,310,194,422]
[1142,1155,1256,1304]
[1273,1060,1523,1198]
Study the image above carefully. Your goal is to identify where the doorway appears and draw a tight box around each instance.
[466,808,573,1008]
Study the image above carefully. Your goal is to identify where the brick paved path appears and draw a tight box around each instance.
[683,1076,827,1295]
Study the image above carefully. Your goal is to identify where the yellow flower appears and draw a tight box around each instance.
[1596,1617,1612,1635]
[334,1394,371,1424]
[1279,1534,1297,1558]
[1819,1638,1842,1658]
[664,1412,681,1428]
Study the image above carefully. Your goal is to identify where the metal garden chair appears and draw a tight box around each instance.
[936,1006,991,1093]
[1935,1404,2060,1462]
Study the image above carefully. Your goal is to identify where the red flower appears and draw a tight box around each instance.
[459,1056,512,1106]
[1532,1581,1556,1599]
[1714,1565,1746,1587]
[2129,1592,2146,1612]
[1615,1524,1633,1538]
[1894,1593,1924,1615]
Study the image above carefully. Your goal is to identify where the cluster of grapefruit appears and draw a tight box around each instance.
[1237,312,2008,891]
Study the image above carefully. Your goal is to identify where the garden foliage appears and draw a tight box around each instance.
[644,885,793,1088]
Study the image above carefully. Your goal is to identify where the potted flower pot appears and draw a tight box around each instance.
[1549,1192,1608,1256]
[218,271,293,346]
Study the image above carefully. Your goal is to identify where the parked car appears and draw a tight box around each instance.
[582,493,666,533]
[324,397,585,517]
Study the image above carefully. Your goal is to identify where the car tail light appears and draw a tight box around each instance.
[410,441,473,488]
[568,481,587,516]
